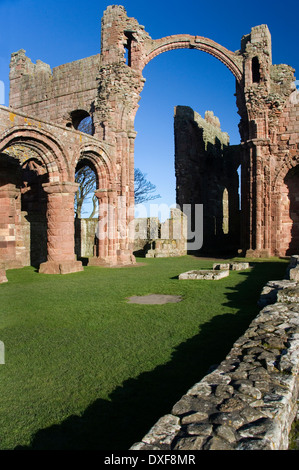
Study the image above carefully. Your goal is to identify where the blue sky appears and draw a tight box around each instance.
[0,0,298,216]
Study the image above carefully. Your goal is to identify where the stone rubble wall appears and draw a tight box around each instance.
[75,218,98,259]
[131,257,299,450]
[9,50,101,126]
[134,209,187,258]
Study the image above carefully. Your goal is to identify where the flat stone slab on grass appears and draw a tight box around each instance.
[213,262,250,271]
[127,294,182,304]
[229,262,250,271]
[213,263,230,270]
[179,270,229,280]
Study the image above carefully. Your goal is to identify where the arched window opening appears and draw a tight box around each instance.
[74,160,99,261]
[70,110,94,135]
[74,161,98,219]
[222,188,229,234]
[124,31,134,67]
[252,56,261,83]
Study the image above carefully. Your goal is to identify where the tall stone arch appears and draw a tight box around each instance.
[97,5,299,258]
[144,35,243,83]
[74,143,120,265]
[3,4,299,268]
[0,124,83,274]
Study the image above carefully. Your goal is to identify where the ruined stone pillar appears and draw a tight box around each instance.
[243,141,271,258]
[39,182,83,274]
[0,183,23,270]
[88,189,118,266]
[116,132,136,266]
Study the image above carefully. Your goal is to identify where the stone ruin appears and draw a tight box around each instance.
[131,256,299,450]
[134,208,187,258]
[175,106,240,255]
[0,5,299,280]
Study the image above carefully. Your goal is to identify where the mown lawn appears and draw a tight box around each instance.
[0,255,288,450]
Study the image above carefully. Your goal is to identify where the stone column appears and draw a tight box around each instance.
[39,182,83,274]
[244,141,271,258]
[115,132,136,266]
[88,189,118,266]
[0,183,23,270]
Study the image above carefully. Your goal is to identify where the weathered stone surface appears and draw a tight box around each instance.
[204,436,234,450]
[181,411,209,424]
[141,414,181,446]
[186,382,212,397]
[230,262,250,271]
[179,269,229,280]
[236,438,273,450]
[173,436,207,450]
[215,425,237,444]
[277,286,299,303]
[213,263,230,270]
[172,396,216,416]
[186,423,213,436]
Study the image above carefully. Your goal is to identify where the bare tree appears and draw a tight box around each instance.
[75,166,160,218]
[75,166,97,218]
[134,168,160,205]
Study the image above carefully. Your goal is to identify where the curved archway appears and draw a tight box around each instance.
[0,127,70,182]
[74,144,117,265]
[76,143,116,191]
[144,35,243,82]
[69,110,94,135]
[0,149,49,268]
[134,43,241,256]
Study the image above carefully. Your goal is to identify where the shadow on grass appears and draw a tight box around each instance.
[15,260,287,450]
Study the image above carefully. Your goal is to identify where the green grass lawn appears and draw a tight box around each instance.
[0,255,288,450]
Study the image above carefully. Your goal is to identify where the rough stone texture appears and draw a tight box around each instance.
[213,263,231,270]
[213,262,250,271]
[75,218,98,259]
[230,262,250,270]
[1,6,299,274]
[130,259,299,450]
[9,50,101,128]
[179,269,229,280]
[175,106,240,255]
[135,209,187,258]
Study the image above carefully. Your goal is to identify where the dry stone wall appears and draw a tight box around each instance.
[131,257,299,450]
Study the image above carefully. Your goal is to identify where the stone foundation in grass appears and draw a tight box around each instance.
[131,257,299,450]
[179,269,229,280]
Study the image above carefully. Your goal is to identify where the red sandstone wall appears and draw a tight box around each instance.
[9,51,101,126]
